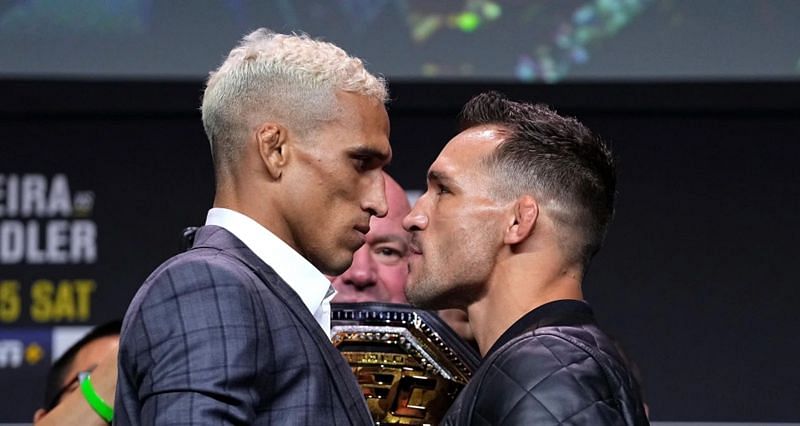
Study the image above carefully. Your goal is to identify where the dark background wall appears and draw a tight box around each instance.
[390,83,800,421]
[2,80,799,422]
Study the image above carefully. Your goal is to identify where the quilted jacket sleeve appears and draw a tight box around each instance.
[467,332,629,425]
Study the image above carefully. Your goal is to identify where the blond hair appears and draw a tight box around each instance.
[201,29,388,173]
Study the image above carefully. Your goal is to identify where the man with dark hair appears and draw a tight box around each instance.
[34,321,121,425]
[403,91,648,424]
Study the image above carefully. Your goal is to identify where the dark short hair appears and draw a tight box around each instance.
[459,91,616,265]
[42,320,122,410]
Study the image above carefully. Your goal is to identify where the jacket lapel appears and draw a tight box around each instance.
[195,227,372,425]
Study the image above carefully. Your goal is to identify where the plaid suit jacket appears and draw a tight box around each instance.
[115,226,373,425]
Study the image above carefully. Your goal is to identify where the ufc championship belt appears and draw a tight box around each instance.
[331,303,480,425]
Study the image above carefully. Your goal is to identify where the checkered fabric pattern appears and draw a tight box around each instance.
[115,226,372,425]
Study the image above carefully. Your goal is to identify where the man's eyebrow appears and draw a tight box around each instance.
[348,146,391,164]
[427,170,453,186]
[370,234,410,246]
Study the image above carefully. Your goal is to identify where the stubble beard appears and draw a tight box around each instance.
[405,252,488,311]
[406,224,497,310]
[405,268,450,310]
[303,234,352,276]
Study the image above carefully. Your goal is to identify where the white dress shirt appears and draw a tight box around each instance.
[205,208,337,336]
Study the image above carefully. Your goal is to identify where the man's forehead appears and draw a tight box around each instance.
[431,128,502,175]
[350,127,392,166]
[367,206,409,245]
[463,124,507,140]
[383,175,408,210]
[65,335,118,382]
[449,125,506,151]
[367,229,408,245]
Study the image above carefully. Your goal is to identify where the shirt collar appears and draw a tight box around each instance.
[485,299,596,357]
[204,208,335,322]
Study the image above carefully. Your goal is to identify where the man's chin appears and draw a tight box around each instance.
[313,248,355,276]
[406,277,467,311]
[333,295,378,304]
[404,280,439,310]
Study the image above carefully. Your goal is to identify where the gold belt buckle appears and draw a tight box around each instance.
[331,303,479,425]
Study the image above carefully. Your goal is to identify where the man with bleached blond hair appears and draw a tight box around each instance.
[116,29,390,425]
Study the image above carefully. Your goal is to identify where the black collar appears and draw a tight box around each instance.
[485,299,597,357]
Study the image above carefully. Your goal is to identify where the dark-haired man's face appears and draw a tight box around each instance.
[402,125,508,309]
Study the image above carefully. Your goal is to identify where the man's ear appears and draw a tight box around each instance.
[256,123,289,180]
[504,195,538,245]
[33,408,46,424]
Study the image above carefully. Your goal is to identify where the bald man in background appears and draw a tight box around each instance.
[331,172,476,346]
[331,173,410,304]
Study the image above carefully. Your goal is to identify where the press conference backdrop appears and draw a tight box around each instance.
[2,80,799,424]
[0,0,799,82]
[2,0,800,424]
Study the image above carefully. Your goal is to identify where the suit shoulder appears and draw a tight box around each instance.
[120,247,276,351]
[154,247,253,284]
[127,248,265,315]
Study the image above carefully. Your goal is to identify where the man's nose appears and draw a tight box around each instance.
[403,201,428,232]
[341,247,378,288]
[362,172,388,218]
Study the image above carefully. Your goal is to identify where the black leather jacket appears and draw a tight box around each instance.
[442,300,649,425]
